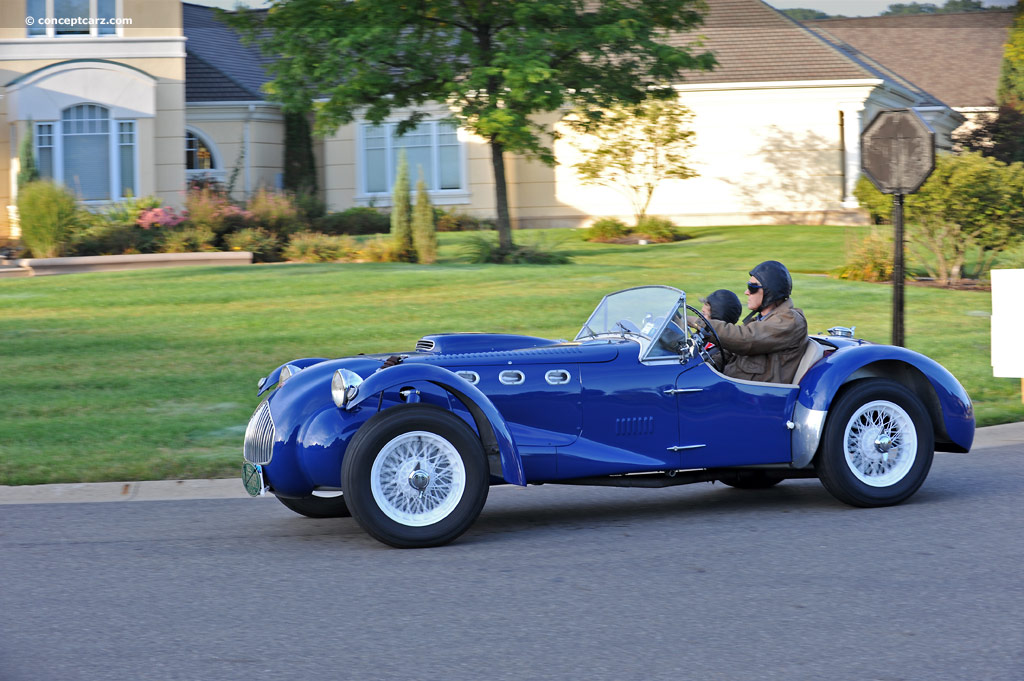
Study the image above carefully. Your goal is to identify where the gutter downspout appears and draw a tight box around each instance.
[244,104,253,196]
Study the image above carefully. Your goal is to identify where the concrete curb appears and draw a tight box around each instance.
[0,478,261,505]
[2,422,1021,505]
[5,251,253,277]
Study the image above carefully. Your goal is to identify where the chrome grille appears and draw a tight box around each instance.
[416,339,436,352]
[243,401,275,465]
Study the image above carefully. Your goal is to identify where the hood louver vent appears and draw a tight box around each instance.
[416,339,437,352]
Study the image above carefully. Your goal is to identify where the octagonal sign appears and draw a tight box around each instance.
[861,109,935,195]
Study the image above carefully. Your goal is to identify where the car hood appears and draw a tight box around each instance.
[259,334,625,396]
[407,333,621,367]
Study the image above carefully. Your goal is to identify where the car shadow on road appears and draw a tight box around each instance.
[464,480,840,540]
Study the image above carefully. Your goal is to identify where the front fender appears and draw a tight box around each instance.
[347,363,527,486]
[796,344,974,462]
[258,357,329,396]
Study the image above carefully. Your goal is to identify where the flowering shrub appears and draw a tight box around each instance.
[247,188,304,237]
[161,226,218,253]
[137,207,186,230]
[833,229,894,282]
[225,228,281,262]
[282,231,356,262]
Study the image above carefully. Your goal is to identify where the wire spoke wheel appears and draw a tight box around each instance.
[816,379,933,508]
[843,400,917,487]
[342,404,489,548]
[370,431,467,527]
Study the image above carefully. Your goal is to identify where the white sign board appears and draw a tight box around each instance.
[991,269,1024,378]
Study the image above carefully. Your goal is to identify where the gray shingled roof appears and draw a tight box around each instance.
[669,0,873,83]
[185,52,258,103]
[183,2,273,102]
[662,0,947,108]
[804,11,1013,108]
[179,0,960,109]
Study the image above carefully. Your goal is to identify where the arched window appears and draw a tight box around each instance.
[53,103,135,201]
[185,130,215,171]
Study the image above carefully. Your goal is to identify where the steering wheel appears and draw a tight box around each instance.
[685,304,726,372]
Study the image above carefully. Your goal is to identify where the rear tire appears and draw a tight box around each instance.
[816,379,933,507]
[342,404,489,548]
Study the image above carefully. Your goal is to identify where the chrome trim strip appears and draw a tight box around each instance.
[455,370,479,385]
[791,403,828,468]
[667,444,706,451]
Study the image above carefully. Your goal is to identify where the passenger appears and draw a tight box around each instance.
[689,261,809,383]
[696,289,742,358]
[700,289,742,326]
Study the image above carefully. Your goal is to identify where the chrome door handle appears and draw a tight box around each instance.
[667,444,706,451]
[664,388,703,395]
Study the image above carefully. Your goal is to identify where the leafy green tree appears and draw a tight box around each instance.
[390,152,415,262]
[882,3,940,15]
[998,2,1024,107]
[570,99,698,223]
[226,0,715,256]
[856,153,1024,284]
[956,105,1024,163]
[283,111,317,195]
[882,0,999,14]
[412,174,438,264]
[940,0,987,11]
[957,3,1024,162]
[780,8,833,20]
[17,122,39,189]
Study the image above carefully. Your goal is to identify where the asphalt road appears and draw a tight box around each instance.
[3,444,1022,681]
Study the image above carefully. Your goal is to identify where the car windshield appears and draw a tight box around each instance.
[575,286,688,360]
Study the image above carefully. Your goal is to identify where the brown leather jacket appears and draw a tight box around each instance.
[707,298,809,384]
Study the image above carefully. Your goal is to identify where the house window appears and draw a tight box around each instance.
[35,123,55,178]
[63,104,111,200]
[26,0,122,38]
[361,121,464,197]
[118,121,135,197]
[39,104,136,201]
[186,131,215,171]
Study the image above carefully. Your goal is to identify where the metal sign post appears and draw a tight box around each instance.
[892,193,905,346]
[860,109,935,347]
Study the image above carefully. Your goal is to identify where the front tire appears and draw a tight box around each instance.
[816,379,934,507]
[341,404,489,548]
[276,493,351,519]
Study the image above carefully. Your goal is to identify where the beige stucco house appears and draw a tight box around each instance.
[1,0,971,242]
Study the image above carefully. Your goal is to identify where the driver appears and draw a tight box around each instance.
[689,261,808,383]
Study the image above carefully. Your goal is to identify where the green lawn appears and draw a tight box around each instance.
[0,224,1017,486]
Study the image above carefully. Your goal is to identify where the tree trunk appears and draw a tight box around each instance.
[489,138,514,252]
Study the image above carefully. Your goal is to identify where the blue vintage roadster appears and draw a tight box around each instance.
[242,286,974,547]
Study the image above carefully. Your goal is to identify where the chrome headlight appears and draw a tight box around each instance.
[279,364,302,385]
[332,369,363,409]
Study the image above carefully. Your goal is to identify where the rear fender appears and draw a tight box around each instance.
[793,345,974,467]
[346,363,526,486]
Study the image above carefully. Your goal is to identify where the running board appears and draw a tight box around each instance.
[552,468,818,489]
